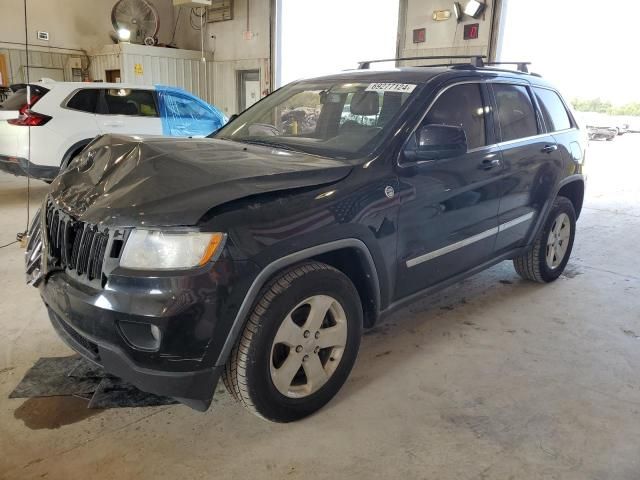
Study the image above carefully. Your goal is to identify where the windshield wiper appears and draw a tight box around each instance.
[240,139,298,152]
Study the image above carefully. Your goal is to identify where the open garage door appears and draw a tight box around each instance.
[496,0,639,106]
[274,0,400,87]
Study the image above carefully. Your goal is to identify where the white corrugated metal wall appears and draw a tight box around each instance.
[89,44,269,116]
[0,44,84,84]
[89,44,210,100]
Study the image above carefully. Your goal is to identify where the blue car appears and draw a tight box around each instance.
[156,85,227,137]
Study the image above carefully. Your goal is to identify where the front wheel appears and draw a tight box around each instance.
[222,261,363,422]
[513,196,576,283]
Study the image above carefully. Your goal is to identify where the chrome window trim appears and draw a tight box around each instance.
[405,212,535,268]
[396,78,577,167]
[495,132,550,148]
[396,78,579,162]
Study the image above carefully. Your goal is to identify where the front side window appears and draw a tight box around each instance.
[66,89,99,113]
[214,80,417,158]
[164,94,210,119]
[533,87,572,132]
[423,83,487,150]
[493,84,538,142]
[104,89,158,117]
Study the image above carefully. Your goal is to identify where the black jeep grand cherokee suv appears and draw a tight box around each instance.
[25,61,586,422]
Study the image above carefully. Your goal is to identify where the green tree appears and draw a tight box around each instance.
[571,98,640,117]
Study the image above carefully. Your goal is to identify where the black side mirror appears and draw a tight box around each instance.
[406,124,468,162]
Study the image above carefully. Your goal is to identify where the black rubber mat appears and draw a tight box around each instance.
[10,355,177,409]
[88,377,178,409]
[9,356,101,398]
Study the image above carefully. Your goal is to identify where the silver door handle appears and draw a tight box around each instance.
[480,158,501,170]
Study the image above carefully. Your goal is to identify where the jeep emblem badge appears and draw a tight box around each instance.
[384,185,395,198]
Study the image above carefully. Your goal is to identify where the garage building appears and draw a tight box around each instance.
[0,1,638,479]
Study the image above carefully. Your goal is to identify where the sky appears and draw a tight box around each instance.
[279,0,639,105]
[278,0,399,86]
[498,0,640,104]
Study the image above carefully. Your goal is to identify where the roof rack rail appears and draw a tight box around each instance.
[484,61,531,73]
[357,55,487,70]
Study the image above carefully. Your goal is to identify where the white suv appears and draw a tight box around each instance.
[0,80,226,181]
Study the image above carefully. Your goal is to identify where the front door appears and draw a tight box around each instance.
[395,82,502,299]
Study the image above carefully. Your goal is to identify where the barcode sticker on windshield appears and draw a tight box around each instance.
[365,83,417,93]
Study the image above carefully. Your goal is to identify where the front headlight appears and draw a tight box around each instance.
[119,229,226,270]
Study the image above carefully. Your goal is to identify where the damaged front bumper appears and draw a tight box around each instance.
[27,206,260,411]
[43,285,223,411]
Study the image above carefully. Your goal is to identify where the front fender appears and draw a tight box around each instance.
[213,238,382,367]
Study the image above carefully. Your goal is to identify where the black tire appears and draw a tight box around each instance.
[222,261,363,422]
[513,196,576,283]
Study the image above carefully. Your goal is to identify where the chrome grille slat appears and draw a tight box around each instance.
[42,199,110,282]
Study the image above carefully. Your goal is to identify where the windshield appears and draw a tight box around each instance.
[214,80,418,158]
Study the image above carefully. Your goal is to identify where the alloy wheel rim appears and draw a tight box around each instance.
[270,295,347,398]
[546,213,571,269]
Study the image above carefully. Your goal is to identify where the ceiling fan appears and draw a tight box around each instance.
[111,0,160,45]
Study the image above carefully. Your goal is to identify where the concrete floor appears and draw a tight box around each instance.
[1,135,639,480]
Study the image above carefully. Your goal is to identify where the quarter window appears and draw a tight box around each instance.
[66,89,99,113]
[424,84,487,150]
[533,88,572,132]
[493,84,538,142]
[104,89,158,116]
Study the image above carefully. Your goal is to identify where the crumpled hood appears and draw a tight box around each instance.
[50,134,352,227]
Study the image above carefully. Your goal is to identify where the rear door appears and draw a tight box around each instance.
[491,82,565,253]
[48,88,101,166]
[532,86,583,166]
[97,88,162,136]
[395,82,502,299]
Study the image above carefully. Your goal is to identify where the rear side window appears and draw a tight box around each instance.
[104,89,158,117]
[533,88,572,132]
[424,83,487,149]
[493,84,538,142]
[66,89,99,113]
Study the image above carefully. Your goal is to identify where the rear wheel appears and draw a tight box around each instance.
[222,261,363,422]
[513,196,576,283]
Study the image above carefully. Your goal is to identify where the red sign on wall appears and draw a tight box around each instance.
[463,23,479,40]
[413,28,426,44]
